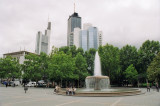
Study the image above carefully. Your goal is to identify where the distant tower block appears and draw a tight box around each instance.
[67,3,81,47]
[35,22,51,55]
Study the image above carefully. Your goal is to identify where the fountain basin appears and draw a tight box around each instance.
[86,76,110,90]
[57,88,143,97]
[74,88,142,96]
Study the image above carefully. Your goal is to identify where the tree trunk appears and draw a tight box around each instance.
[61,79,62,87]
[65,81,67,88]
[78,79,79,88]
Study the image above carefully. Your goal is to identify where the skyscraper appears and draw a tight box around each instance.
[88,27,98,50]
[35,22,51,55]
[83,23,92,30]
[78,23,102,51]
[67,12,81,46]
[73,27,81,48]
[80,30,88,51]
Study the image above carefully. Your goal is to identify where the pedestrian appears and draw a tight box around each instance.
[54,85,57,93]
[54,85,59,93]
[72,86,76,95]
[66,87,69,95]
[24,85,28,93]
[69,87,72,95]
[147,83,150,92]
[156,82,159,92]
[5,82,8,88]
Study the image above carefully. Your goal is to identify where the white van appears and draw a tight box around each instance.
[26,82,37,87]
[14,80,20,86]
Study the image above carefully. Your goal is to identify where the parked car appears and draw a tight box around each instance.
[13,80,20,86]
[8,81,13,86]
[7,80,20,86]
[2,81,7,85]
[37,80,47,87]
[26,82,37,87]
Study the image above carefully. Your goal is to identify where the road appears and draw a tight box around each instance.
[0,85,160,106]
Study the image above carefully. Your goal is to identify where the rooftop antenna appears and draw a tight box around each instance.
[48,13,49,22]
[48,13,50,22]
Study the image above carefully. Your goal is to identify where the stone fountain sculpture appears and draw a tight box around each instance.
[85,52,110,90]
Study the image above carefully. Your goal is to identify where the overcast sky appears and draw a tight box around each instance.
[0,0,160,57]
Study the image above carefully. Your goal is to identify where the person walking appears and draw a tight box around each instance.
[156,82,159,92]
[5,82,8,88]
[147,83,150,92]
[24,84,28,93]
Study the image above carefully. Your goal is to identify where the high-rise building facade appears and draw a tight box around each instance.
[35,22,51,55]
[83,23,92,30]
[67,12,81,46]
[88,27,98,50]
[78,23,102,51]
[73,27,81,48]
[80,30,88,51]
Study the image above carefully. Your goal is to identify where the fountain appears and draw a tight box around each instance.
[58,52,142,96]
[85,52,110,90]
[73,51,142,96]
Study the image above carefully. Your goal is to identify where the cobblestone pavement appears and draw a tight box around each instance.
[0,85,160,106]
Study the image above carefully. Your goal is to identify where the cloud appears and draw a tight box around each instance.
[0,0,160,57]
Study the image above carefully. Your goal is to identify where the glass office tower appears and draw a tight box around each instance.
[88,27,98,50]
[67,12,81,46]
[80,30,88,51]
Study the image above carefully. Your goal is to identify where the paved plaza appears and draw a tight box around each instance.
[0,85,160,106]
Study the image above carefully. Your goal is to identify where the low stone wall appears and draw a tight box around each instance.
[57,88,144,97]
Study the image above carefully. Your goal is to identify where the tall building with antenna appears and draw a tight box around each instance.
[67,3,81,46]
[35,21,51,55]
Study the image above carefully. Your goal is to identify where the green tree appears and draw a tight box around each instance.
[50,46,58,56]
[120,45,138,71]
[22,53,41,83]
[0,58,5,80]
[39,52,49,82]
[69,45,77,57]
[0,56,21,81]
[48,52,76,87]
[75,53,88,87]
[77,48,84,56]
[98,44,120,84]
[119,45,138,85]
[124,64,138,86]
[137,40,160,82]
[59,46,70,54]
[147,52,160,82]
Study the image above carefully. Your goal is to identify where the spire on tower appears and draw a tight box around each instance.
[47,14,51,30]
[48,13,50,22]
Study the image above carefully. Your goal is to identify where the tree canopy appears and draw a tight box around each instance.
[124,64,138,85]
[147,52,160,82]
[1,40,160,87]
